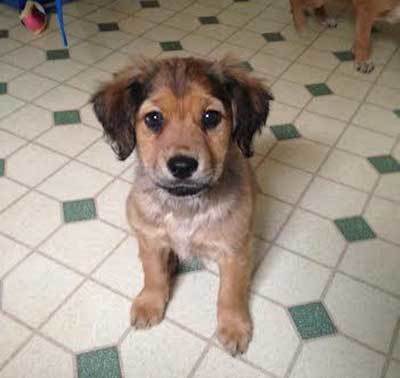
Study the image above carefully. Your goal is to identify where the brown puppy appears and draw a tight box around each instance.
[290,0,338,31]
[352,0,400,73]
[92,57,272,355]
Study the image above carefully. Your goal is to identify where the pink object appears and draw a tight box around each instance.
[20,1,47,35]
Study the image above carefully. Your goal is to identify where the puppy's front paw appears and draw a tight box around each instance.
[355,60,375,74]
[131,290,167,329]
[217,313,252,356]
[322,17,338,28]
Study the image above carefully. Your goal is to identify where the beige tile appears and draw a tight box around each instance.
[84,8,127,23]
[196,24,237,42]
[0,178,28,213]
[181,33,220,55]
[121,37,162,58]
[258,6,291,23]
[135,7,174,23]
[257,159,312,204]
[326,273,400,353]
[0,336,74,378]
[164,12,200,32]
[67,19,99,39]
[300,177,368,218]
[6,144,68,187]
[298,48,339,70]
[281,25,319,46]
[250,52,291,77]
[253,246,330,305]
[1,46,45,70]
[0,105,52,140]
[320,149,379,192]
[254,194,293,241]
[119,16,156,34]
[306,95,359,122]
[64,1,97,17]
[0,234,30,278]
[271,79,312,108]
[282,63,330,85]
[89,31,133,50]
[277,208,345,266]
[268,101,301,126]
[261,41,306,61]
[337,61,383,83]
[295,111,346,146]
[67,67,113,93]
[30,32,80,50]
[340,240,400,296]
[394,331,400,360]
[338,126,395,157]
[41,220,125,274]
[291,335,385,378]
[121,323,205,378]
[43,281,130,352]
[253,127,276,156]
[34,85,90,111]
[2,253,82,327]
[218,9,254,27]
[69,42,112,64]
[195,347,269,378]
[0,313,31,366]
[367,85,400,110]
[365,197,400,245]
[312,34,352,52]
[33,59,87,82]
[0,130,25,157]
[80,103,102,129]
[227,30,266,50]
[327,73,372,101]
[378,69,400,90]
[244,296,299,376]
[270,139,329,172]
[97,179,131,230]
[375,174,400,202]
[245,16,286,34]
[353,104,400,137]
[95,51,132,74]
[144,25,188,42]
[208,42,254,61]
[0,38,22,55]
[77,139,133,175]
[93,237,140,298]
[8,73,58,102]
[386,361,400,378]
[183,3,219,16]
[0,62,22,82]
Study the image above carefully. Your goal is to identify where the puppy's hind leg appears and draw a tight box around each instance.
[131,237,173,329]
[290,0,307,32]
[315,5,338,28]
[353,6,375,73]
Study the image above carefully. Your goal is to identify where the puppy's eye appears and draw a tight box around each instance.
[202,110,221,130]
[144,111,164,132]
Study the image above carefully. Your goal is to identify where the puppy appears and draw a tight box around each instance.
[352,0,400,73]
[290,0,338,31]
[92,57,272,355]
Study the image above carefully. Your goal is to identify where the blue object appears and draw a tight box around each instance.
[0,0,69,47]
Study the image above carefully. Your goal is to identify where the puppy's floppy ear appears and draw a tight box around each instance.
[215,60,273,157]
[91,70,147,161]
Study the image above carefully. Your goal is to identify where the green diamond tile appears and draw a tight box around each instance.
[333,50,354,62]
[0,30,9,38]
[98,22,120,32]
[0,159,4,176]
[334,216,376,242]
[289,302,336,340]
[160,41,183,51]
[77,347,122,378]
[0,82,7,95]
[368,155,400,174]
[140,0,159,8]
[177,256,204,274]
[198,16,219,25]
[63,199,96,223]
[306,83,333,96]
[54,110,81,125]
[394,109,400,118]
[262,32,285,42]
[271,124,301,140]
[46,49,70,60]
[239,61,253,72]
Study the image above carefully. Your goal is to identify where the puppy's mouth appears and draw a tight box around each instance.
[157,183,210,197]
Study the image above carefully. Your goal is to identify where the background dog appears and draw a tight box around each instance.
[92,57,272,355]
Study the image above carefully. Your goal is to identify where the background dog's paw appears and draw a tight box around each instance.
[217,316,252,356]
[322,17,338,28]
[356,60,375,74]
[130,293,166,329]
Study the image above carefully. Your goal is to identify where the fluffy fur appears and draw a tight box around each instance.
[92,57,272,355]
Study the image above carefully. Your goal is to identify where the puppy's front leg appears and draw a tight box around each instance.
[131,236,172,329]
[353,6,375,73]
[217,251,252,355]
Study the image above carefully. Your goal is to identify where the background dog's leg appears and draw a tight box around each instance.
[353,6,375,73]
[290,0,307,32]
[315,6,338,28]
[131,237,172,328]
[217,251,252,355]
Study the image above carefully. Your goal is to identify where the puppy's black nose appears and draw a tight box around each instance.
[167,155,198,179]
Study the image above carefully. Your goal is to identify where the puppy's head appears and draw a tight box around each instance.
[92,57,272,197]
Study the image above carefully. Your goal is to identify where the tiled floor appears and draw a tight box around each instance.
[0,0,400,377]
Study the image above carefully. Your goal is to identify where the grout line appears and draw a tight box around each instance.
[380,317,400,378]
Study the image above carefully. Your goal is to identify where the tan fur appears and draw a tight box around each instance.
[92,57,271,355]
[290,0,334,31]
